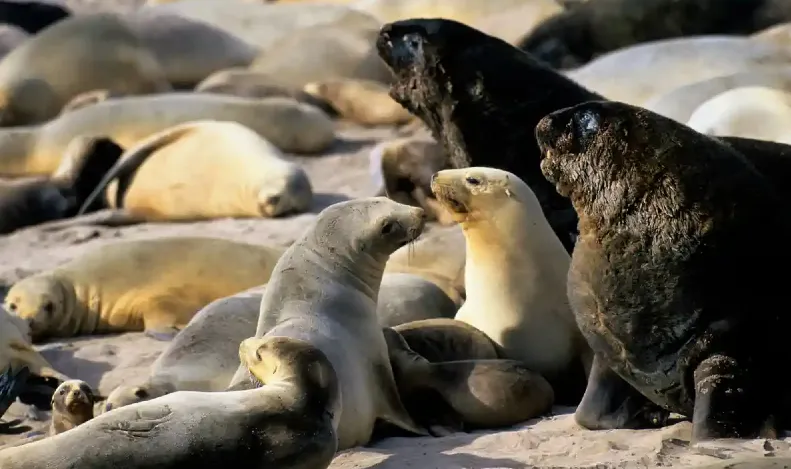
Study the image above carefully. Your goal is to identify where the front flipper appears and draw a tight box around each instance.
[25,209,144,232]
[574,354,669,430]
[0,366,30,421]
[144,327,180,342]
[692,354,773,442]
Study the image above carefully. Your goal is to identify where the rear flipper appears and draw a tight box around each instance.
[25,209,144,232]
[0,366,30,426]
[17,373,61,411]
[144,327,180,342]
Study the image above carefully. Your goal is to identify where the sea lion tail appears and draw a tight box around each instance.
[76,123,199,216]
[0,365,30,420]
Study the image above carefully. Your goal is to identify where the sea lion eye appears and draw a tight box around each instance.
[59,388,66,396]
[43,302,54,315]
[381,221,396,235]
[134,388,148,399]
[7,303,15,312]
[465,176,481,186]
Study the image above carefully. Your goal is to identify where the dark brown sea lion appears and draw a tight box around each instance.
[536,99,791,442]
[517,0,791,69]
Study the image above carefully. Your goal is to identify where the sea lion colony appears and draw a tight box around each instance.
[1,0,791,467]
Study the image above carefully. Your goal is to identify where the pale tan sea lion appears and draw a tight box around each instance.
[392,318,503,363]
[383,224,466,305]
[303,78,414,126]
[432,167,593,405]
[566,36,791,107]
[369,136,454,224]
[643,66,791,123]
[49,379,97,435]
[3,237,285,342]
[686,86,791,144]
[65,120,314,225]
[124,11,258,89]
[0,335,340,469]
[228,197,428,449]
[146,1,380,50]
[0,12,171,126]
[249,23,393,88]
[384,327,554,435]
[0,93,336,177]
[102,273,457,412]
[0,25,28,61]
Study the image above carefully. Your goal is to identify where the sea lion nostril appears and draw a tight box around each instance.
[574,109,600,142]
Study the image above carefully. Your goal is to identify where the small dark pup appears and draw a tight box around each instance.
[536,99,791,442]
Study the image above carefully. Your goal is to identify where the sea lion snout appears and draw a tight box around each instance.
[377,26,426,71]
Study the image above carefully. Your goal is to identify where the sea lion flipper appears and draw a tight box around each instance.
[0,366,29,420]
[29,209,143,232]
[59,89,113,115]
[574,354,668,431]
[52,135,125,213]
[375,363,429,437]
[76,123,198,216]
[144,327,179,342]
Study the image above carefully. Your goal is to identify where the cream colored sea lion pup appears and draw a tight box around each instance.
[0,335,340,469]
[3,237,284,342]
[49,379,98,435]
[431,167,593,405]
[0,93,335,177]
[228,197,428,449]
[66,120,313,225]
[303,78,415,126]
[686,86,791,144]
[383,327,553,435]
[0,12,171,126]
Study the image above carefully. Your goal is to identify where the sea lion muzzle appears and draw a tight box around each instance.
[377,26,426,71]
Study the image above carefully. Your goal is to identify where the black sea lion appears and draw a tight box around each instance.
[376,18,599,252]
[0,365,28,428]
[517,0,791,69]
[536,99,791,441]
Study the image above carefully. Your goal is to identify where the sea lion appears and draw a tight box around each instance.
[0,12,171,126]
[686,86,791,144]
[124,11,258,89]
[48,379,97,435]
[383,327,554,435]
[63,120,314,226]
[0,93,336,177]
[369,135,454,224]
[643,66,791,123]
[303,78,414,126]
[0,365,28,429]
[430,167,592,405]
[0,135,123,234]
[0,335,340,469]
[392,318,502,363]
[0,0,70,34]
[376,18,591,252]
[228,197,428,449]
[102,273,459,412]
[564,35,791,106]
[3,237,284,342]
[249,23,393,88]
[536,99,791,441]
[0,25,28,60]
[194,68,338,116]
[383,224,466,305]
[518,0,791,69]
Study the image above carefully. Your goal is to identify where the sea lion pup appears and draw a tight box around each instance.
[0,93,336,178]
[382,327,553,435]
[369,136,455,225]
[517,0,791,69]
[0,0,70,34]
[102,274,458,412]
[0,135,123,234]
[0,12,172,127]
[228,197,428,449]
[536,100,791,441]
[65,120,313,225]
[0,335,340,469]
[431,167,592,405]
[303,79,415,126]
[49,380,98,435]
[3,237,285,342]
[686,86,791,144]
[376,18,595,253]
[392,318,503,363]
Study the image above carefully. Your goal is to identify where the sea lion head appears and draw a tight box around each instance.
[257,168,313,218]
[431,167,539,225]
[102,382,170,414]
[4,276,71,341]
[308,197,426,266]
[51,379,96,425]
[239,336,339,412]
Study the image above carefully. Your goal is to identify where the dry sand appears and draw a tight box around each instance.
[1,2,790,468]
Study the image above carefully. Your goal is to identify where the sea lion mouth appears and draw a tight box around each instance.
[429,180,469,215]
